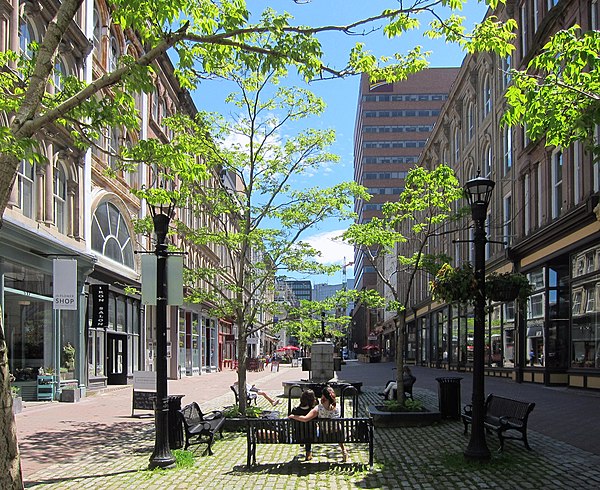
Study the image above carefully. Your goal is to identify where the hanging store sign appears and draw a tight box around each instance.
[91,284,109,328]
[53,259,77,310]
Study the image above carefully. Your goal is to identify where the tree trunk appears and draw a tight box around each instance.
[0,322,23,489]
[236,335,248,414]
[394,313,406,405]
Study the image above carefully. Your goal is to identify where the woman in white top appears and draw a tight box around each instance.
[288,385,348,461]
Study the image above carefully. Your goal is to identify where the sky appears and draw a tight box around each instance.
[192,1,488,285]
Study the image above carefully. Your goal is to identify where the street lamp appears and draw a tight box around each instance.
[148,202,176,469]
[463,174,494,462]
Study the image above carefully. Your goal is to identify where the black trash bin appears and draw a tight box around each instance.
[168,394,185,449]
[436,377,462,419]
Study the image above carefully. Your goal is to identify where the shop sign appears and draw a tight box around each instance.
[53,259,77,310]
[91,284,109,328]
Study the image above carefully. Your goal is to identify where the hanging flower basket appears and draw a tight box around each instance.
[430,263,478,305]
[431,264,533,305]
[485,272,532,303]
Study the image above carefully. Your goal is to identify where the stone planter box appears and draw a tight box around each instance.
[368,405,441,427]
[60,388,81,403]
[12,396,23,415]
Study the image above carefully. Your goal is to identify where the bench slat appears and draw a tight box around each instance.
[246,418,374,468]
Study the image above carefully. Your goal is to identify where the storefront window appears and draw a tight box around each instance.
[7,296,53,380]
[116,296,125,332]
[571,245,600,368]
[419,316,428,364]
[451,313,459,365]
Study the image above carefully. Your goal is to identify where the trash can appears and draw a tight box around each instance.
[436,377,462,419]
[168,394,185,449]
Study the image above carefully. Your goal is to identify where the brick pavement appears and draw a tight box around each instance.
[14,361,600,489]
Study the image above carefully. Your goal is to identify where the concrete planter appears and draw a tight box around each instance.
[60,388,81,403]
[12,396,23,415]
[368,405,441,427]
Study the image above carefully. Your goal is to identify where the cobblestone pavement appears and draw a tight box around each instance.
[15,362,600,489]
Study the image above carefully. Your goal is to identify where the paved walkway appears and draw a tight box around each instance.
[14,361,600,489]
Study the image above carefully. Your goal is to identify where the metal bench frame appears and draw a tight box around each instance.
[178,402,225,454]
[246,417,374,468]
[462,394,535,451]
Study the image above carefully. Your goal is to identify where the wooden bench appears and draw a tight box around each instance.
[178,402,225,454]
[246,417,374,468]
[462,394,535,451]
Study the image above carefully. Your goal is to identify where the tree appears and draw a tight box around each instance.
[503,26,600,155]
[134,65,369,412]
[0,1,512,486]
[342,165,463,404]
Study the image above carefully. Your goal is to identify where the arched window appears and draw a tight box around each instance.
[54,57,66,91]
[107,126,120,170]
[482,74,492,117]
[467,102,474,141]
[484,144,493,177]
[91,201,134,268]
[92,6,102,56]
[454,126,461,164]
[17,160,35,218]
[124,135,139,188]
[54,163,67,233]
[19,18,34,59]
[108,31,120,71]
[152,88,160,121]
[503,126,513,175]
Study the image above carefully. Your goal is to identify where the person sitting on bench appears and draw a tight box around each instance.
[233,381,281,406]
[381,366,415,400]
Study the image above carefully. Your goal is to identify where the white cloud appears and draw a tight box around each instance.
[304,230,354,268]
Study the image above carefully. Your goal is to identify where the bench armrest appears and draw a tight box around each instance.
[204,410,223,420]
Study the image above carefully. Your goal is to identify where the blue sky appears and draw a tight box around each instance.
[192,1,488,285]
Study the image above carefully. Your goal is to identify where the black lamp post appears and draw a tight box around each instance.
[463,174,494,462]
[148,204,176,469]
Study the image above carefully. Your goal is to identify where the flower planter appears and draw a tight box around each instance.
[368,405,441,427]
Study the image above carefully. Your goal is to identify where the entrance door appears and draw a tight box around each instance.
[107,333,127,385]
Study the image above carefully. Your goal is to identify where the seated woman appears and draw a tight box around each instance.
[380,366,416,400]
[288,386,348,462]
[290,389,318,460]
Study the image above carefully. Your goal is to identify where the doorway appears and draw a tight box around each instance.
[107,333,127,385]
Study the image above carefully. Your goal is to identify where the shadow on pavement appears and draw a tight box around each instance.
[24,469,140,488]
[19,420,154,467]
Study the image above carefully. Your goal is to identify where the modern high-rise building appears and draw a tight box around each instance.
[351,69,459,347]
[284,280,313,303]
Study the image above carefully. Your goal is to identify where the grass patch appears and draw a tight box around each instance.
[173,449,195,469]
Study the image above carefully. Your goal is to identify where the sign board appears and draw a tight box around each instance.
[53,259,78,310]
[132,371,157,416]
[132,391,156,414]
[133,370,156,391]
[141,255,157,305]
[247,337,259,345]
[91,284,109,328]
